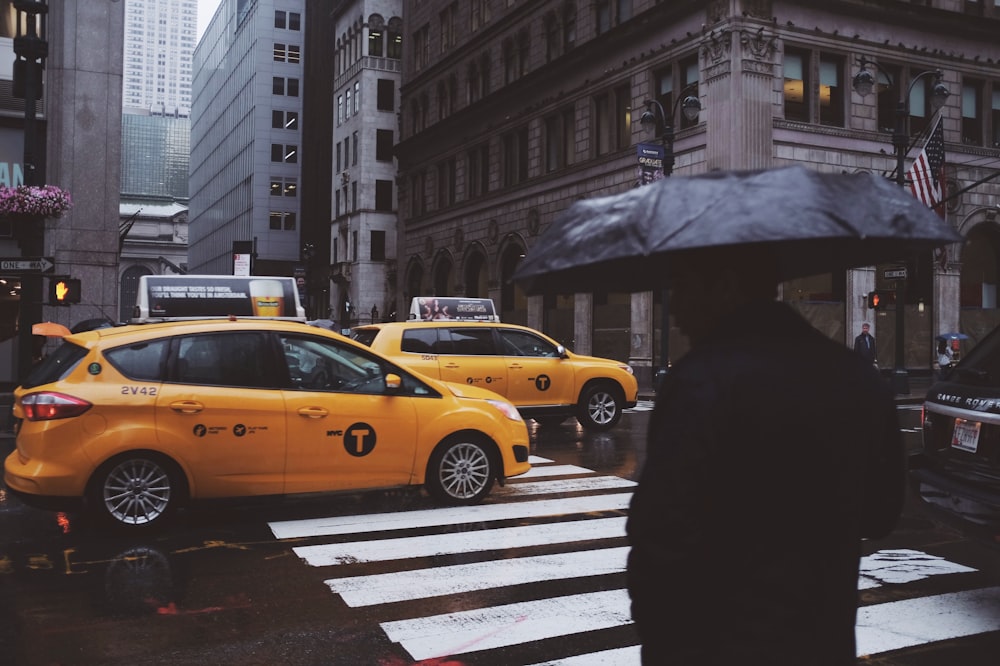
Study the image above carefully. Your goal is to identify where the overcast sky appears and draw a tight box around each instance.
[198,0,222,41]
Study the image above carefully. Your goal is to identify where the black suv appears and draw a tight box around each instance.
[911,326,1000,547]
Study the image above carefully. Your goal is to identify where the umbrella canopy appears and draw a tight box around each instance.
[936,332,970,341]
[512,166,963,294]
[32,322,71,337]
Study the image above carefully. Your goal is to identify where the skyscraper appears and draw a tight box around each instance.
[122,0,197,116]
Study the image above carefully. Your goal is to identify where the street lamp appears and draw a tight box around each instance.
[13,0,49,382]
[640,86,701,390]
[852,58,949,395]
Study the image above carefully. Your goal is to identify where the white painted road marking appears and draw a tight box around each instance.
[326,547,629,606]
[857,587,1000,656]
[381,589,632,661]
[269,492,632,540]
[295,516,626,566]
[273,459,995,663]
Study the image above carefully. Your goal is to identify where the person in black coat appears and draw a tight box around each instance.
[626,251,905,665]
[854,322,878,366]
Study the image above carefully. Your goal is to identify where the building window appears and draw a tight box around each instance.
[414,24,430,71]
[270,178,296,197]
[375,180,393,211]
[387,19,403,59]
[502,126,529,187]
[271,144,297,163]
[289,12,300,30]
[274,43,286,61]
[562,1,576,51]
[376,129,394,161]
[471,0,491,30]
[544,106,575,172]
[962,79,984,145]
[287,45,300,64]
[593,86,629,156]
[337,94,344,124]
[272,110,298,130]
[275,10,286,29]
[440,3,456,53]
[273,77,298,97]
[353,130,359,165]
[437,158,456,208]
[992,87,1000,147]
[371,230,386,261]
[544,12,560,63]
[783,49,809,122]
[468,62,481,103]
[377,79,395,111]
[352,181,358,211]
[369,29,383,56]
[345,89,352,119]
[503,38,516,85]
[354,81,360,114]
[344,135,350,165]
[518,29,530,77]
[819,54,845,127]
[467,143,490,197]
[269,212,296,230]
[336,142,342,172]
[411,171,426,216]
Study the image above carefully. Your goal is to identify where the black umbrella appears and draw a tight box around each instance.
[512,166,963,294]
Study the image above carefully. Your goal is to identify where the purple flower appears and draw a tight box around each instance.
[0,185,73,218]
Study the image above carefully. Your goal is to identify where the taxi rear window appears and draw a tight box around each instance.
[350,328,379,347]
[22,341,88,389]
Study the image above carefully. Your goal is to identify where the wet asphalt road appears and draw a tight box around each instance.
[1,405,999,665]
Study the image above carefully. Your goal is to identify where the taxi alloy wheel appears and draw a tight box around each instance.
[427,435,495,505]
[577,384,622,431]
[92,453,179,529]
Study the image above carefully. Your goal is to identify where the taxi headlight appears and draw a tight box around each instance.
[485,399,523,422]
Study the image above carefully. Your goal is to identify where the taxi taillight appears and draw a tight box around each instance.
[21,392,92,421]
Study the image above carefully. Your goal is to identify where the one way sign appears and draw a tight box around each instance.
[0,257,55,273]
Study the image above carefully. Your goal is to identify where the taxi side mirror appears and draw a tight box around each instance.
[385,373,401,391]
[556,345,568,358]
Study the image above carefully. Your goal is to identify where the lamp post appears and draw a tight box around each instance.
[13,0,48,382]
[852,59,948,395]
[640,86,701,390]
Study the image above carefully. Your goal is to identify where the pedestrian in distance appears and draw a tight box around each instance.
[626,248,905,665]
[854,321,878,367]
[937,338,954,378]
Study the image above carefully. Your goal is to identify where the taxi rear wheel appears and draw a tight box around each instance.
[88,453,184,530]
[577,384,623,431]
[426,435,496,505]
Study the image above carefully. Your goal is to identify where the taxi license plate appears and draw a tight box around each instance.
[951,418,982,454]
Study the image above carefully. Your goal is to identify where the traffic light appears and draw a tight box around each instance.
[50,278,81,305]
[867,290,881,309]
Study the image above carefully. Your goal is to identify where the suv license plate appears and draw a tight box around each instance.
[951,418,982,454]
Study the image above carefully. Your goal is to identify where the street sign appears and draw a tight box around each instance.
[884,268,908,280]
[0,257,55,273]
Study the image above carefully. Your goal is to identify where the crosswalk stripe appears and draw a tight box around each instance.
[381,589,632,661]
[858,548,977,590]
[857,587,1000,655]
[325,547,629,607]
[269,492,632,539]
[526,646,641,666]
[517,464,597,478]
[503,476,637,495]
[294,516,626,566]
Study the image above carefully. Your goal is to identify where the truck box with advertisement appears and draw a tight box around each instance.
[131,275,306,322]
[408,296,499,322]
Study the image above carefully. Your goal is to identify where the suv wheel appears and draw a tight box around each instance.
[426,435,495,505]
[89,453,181,530]
[577,384,622,431]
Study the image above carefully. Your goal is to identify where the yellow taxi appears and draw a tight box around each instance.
[4,318,531,530]
[351,320,639,430]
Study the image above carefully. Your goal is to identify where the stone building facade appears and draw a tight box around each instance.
[394,0,1000,389]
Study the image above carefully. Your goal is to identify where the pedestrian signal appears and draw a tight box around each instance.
[867,290,881,309]
[50,278,82,305]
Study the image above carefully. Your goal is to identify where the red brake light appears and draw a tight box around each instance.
[21,392,92,421]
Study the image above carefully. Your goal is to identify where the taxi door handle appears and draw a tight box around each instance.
[298,406,329,419]
[442,362,460,369]
[169,400,204,414]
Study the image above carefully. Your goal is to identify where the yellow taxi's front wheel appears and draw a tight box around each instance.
[87,452,185,530]
[426,434,496,505]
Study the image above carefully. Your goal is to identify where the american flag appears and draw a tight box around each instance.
[905,115,946,217]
